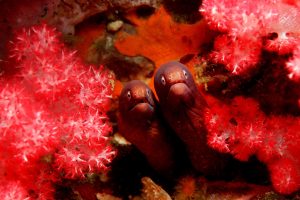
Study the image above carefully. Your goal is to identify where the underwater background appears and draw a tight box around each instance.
[0,0,300,199]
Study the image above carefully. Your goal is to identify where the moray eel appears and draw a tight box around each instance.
[118,80,179,175]
[154,61,228,176]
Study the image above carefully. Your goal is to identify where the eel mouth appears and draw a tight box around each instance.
[167,82,194,108]
[130,102,154,113]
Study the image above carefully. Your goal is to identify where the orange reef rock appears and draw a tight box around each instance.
[73,23,106,62]
[115,7,213,68]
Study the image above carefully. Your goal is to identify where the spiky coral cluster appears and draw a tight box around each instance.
[0,24,116,199]
[199,0,300,194]
[200,0,300,80]
[204,95,300,194]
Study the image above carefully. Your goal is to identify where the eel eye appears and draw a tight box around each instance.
[146,89,151,97]
[161,76,166,86]
[183,70,188,79]
[127,90,131,100]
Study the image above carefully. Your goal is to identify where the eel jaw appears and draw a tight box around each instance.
[131,102,154,112]
[130,102,155,119]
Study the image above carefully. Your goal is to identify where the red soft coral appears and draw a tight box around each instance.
[204,95,300,194]
[286,44,300,80]
[200,0,300,76]
[263,2,300,54]
[209,35,262,74]
[205,96,266,161]
[200,0,268,74]
[269,158,300,194]
[0,181,29,200]
[200,0,272,36]
[55,110,115,178]
[10,24,80,101]
[0,23,116,198]
[0,83,58,162]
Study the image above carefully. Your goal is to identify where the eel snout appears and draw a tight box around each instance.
[167,82,195,109]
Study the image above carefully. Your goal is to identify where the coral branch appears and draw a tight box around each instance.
[204,95,300,194]
[0,23,116,198]
[200,0,300,77]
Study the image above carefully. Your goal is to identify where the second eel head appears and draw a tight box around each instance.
[119,80,156,120]
[154,61,196,109]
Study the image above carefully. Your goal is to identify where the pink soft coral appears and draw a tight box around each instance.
[55,110,115,178]
[200,2,300,192]
[204,95,300,194]
[0,83,58,162]
[200,0,300,78]
[0,23,116,198]
[286,44,300,80]
[209,35,262,74]
[0,181,29,200]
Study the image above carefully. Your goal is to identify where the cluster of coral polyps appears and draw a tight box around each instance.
[204,95,300,194]
[200,0,300,195]
[0,24,116,199]
[200,0,300,79]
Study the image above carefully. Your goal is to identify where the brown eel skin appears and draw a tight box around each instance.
[154,61,229,177]
[118,80,181,176]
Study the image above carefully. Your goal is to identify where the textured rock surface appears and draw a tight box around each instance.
[45,0,162,35]
[0,0,161,59]
[139,177,172,200]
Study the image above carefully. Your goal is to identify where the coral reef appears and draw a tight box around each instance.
[204,95,300,194]
[200,0,300,79]
[0,24,115,199]
[2,0,300,198]
[199,0,300,195]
